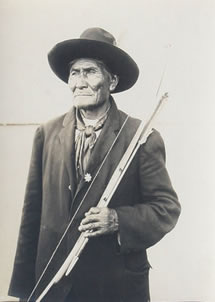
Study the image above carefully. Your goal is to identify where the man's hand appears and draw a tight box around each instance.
[78,207,119,238]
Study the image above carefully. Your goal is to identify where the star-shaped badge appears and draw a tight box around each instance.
[84,173,92,182]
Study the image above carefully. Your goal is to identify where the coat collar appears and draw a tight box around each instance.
[85,98,120,170]
[73,98,121,193]
[58,97,123,201]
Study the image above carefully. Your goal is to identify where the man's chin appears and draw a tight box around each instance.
[73,101,101,111]
[75,103,95,111]
[73,95,109,112]
[73,96,95,109]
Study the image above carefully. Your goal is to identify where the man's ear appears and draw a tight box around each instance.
[109,75,119,92]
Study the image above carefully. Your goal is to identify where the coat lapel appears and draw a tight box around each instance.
[87,102,121,174]
[59,107,77,199]
[58,100,128,215]
[73,100,122,200]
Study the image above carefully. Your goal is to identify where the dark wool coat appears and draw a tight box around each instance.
[9,99,180,302]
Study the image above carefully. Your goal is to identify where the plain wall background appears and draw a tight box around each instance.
[0,0,215,301]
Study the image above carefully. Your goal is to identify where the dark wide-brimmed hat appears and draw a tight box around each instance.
[48,27,139,93]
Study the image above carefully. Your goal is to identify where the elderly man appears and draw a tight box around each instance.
[9,28,180,302]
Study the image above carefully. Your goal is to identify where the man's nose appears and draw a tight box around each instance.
[76,73,88,88]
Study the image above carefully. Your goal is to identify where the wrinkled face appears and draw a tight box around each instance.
[68,58,117,112]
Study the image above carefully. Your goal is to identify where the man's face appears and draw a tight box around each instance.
[68,58,112,112]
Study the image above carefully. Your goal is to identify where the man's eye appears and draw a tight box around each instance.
[88,69,97,74]
[70,70,78,76]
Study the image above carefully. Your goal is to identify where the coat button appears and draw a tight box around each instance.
[68,185,71,191]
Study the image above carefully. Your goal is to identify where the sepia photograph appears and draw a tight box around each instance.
[0,1,214,301]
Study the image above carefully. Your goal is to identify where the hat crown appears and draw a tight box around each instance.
[80,27,117,46]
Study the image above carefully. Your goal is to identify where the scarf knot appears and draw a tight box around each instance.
[75,107,110,181]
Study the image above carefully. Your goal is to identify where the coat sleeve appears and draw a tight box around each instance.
[115,130,181,253]
[8,126,44,299]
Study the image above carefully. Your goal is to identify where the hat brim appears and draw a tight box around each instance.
[48,39,139,93]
